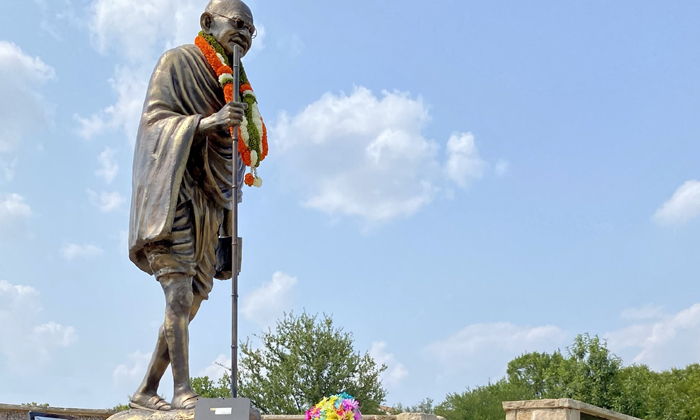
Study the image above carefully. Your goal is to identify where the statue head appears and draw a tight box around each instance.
[200,0,255,57]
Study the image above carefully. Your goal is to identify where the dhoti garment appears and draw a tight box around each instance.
[143,171,224,299]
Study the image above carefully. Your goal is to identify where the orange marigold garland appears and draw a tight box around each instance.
[195,31,268,188]
[244,173,255,187]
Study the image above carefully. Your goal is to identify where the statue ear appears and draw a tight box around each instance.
[200,12,213,33]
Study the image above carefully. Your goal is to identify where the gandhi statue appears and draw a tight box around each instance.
[127,0,255,411]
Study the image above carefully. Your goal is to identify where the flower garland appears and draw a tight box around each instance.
[195,31,268,187]
[306,393,362,420]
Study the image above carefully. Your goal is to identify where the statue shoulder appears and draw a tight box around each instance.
[155,44,202,69]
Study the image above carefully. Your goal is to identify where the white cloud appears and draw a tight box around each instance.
[61,243,104,260]
[277,33,303,55]
[607,303,700,370]
[34,321,78,347]
[275,88,492,223]
[274,87,448,222]
[0,280,77,371]
[444,132,486,188]
[0,41,55,153]
[652,180,700,226]
[495,159,510,177]
[89,189,126,212]
[425,322,567,380]
[197,354,231,382]
[241,271,297,328]
[1,157,18,181]
[113,350,152,387]
[76,65,148,141]
[369,342,408,387]
[95,147,119,183]
[88,0,200,64]
[113,350,175,400]
[33,0,81,39]
[620,304,665,321]
[0,193,32,239]
[421,305,700,389]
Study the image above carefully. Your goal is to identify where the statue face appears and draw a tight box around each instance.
[201,2,255,57]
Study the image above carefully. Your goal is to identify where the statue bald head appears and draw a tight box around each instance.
[204,0,253,22]
[201,0,255,57]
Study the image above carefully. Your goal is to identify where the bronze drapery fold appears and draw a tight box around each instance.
[129,44,243,274]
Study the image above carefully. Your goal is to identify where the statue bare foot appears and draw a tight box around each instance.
[129,392,172,411]
[171,389,200,410]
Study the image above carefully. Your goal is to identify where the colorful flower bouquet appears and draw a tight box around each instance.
[306,393,362,420]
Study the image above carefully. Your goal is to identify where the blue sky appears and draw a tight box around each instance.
[2,0,700,410]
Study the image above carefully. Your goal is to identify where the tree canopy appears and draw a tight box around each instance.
[434,333,700,420]
[192,312,387,415]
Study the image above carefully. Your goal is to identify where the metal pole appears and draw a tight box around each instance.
[231,44,241,399]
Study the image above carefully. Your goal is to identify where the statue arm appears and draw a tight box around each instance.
[196,101,248,139]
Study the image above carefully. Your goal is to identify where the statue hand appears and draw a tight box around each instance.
[214,269,232,281]
[199,101,249,136]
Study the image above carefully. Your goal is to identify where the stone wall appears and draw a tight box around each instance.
[0,405,442,420]
[0,404,114,420]
[502,399,643,420]
[1,399,646,420]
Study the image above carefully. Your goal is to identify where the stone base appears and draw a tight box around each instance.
[106,409,195,420]
[106,407,261,420]
[502,399,643,420]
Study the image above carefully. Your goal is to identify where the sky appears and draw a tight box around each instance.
[1,0,700,411]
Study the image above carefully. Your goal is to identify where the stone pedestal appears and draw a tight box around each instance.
[106,407,260,420]
[502,399,643,420]
[397,414,439,420]
[106,409,195,420]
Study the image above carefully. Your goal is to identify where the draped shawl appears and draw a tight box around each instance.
[129,44,242,274]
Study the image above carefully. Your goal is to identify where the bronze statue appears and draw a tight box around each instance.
[127,0,256,411]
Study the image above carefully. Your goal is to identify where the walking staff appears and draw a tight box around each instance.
[231,44,241,398]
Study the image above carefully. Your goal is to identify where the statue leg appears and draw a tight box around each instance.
[129,277,204,411]
[159,273,202,409]
[130,324,172,411]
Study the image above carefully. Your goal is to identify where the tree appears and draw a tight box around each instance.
[240,312,387,414]
[393,398,436,414]
[646,364,700,420]
[435,380,533,420]
[112,403,130,412]
[506,350,567,399]
[192,375,232,398]
[192,312,387,415]
[434,334,700,420]
[439,334,635,420]
[612,364,655,418]
[564,334,623,407]
[505,333,623,407]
